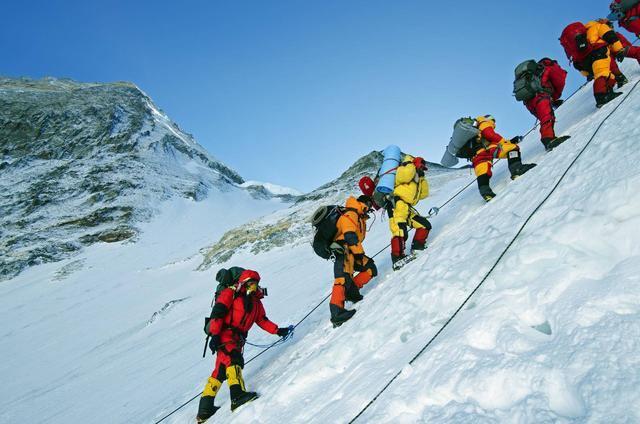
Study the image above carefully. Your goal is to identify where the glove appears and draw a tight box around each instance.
[416,168,425,177]
[616,47,628,62]
[209,335,221,353]
[510,136,523,144]
[552,99,564,109]
[277,326,294,339]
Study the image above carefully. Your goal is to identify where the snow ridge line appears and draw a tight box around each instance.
[348,79,640,423]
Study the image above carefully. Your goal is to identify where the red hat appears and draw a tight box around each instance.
[238,269,261,284]
[359,176,375,197]
[413,157,427,170]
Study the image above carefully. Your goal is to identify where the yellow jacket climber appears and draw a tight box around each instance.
[388,155,432,269]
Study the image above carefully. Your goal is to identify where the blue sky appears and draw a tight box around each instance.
[1,0,613,192]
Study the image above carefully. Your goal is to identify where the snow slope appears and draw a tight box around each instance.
[2,65,639,424]
[0,191,288,424]
[159,64,640,423]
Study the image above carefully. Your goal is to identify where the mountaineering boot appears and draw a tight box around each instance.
[478,185,496,202]
[510,163,537,180]
[227,365,259,412]
[595,91,623,108]
[616,73,629,88]
[476,174,495,202]
[508,152,536,180]
[390,236,406,268]
[329,303,356,327]
[392,253,416,271]
[411,228,429,252]
[196,377,222,423]
[541,135,571,151]
[344,278,363,303]
[230,389,259,412]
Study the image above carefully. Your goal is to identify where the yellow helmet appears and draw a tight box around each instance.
[475,114,496,125]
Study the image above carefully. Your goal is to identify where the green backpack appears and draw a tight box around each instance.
[513,60,545,102]
[214,266,245,297]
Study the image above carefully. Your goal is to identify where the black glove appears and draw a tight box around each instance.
[277,327,292,338]
[586,74,594,82]
[510,136,523,144]
[616,47,628,63]
[416,168,425,177]
[552,99,564,109]
[209,335,221,353]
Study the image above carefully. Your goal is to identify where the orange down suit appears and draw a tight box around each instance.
[330,196,376,309]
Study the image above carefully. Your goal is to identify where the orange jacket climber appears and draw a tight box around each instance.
[329,195,377,326]
[561,20,639,107]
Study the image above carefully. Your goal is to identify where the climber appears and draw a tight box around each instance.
[329,195,378,326]
[197,270,292,422]
[388,156,431,270]
[560,20,640,107]
[609,0,640,37]
[515,58,570,150]
[470,115,537,202]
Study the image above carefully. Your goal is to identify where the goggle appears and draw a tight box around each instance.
[244,280,268,296]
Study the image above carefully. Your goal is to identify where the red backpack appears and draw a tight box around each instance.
[560,22,590,61]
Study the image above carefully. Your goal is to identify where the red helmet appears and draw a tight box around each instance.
[238,269,260,285]
[237,269,262,295]
[359,176,375,197]
[413,157,427,171]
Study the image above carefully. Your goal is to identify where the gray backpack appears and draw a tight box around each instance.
[513,60,545,102]
[440,117,480,167]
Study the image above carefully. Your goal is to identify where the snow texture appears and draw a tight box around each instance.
[1,64,640,424]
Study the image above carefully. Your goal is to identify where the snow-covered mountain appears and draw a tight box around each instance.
[0,77,294,281]
[2,61,640,424]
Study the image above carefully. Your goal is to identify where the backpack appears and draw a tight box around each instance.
[513,60,545,102]
[214,266,245,298]
[560,23,590,60]
[311,205,343,259]
[453,117,480,160]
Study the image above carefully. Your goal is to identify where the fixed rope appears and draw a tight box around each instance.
[348,78,640,423]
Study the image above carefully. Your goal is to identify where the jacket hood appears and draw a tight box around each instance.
[345,196,369,215]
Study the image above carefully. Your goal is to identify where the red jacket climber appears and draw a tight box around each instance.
[197,270,292,422]
[523,58,569,150]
